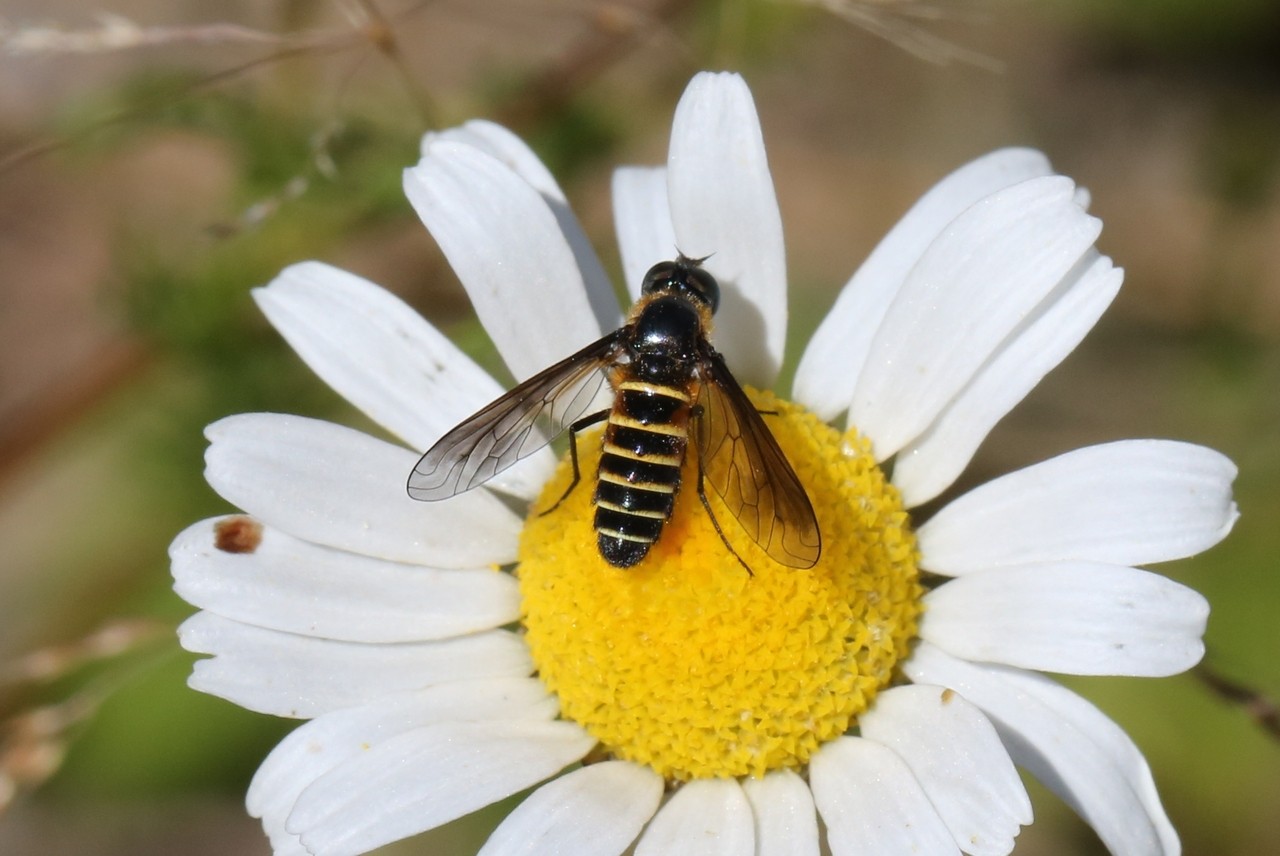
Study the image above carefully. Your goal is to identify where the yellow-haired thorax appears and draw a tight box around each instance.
[626,286,716,334]
[517,389,921,781]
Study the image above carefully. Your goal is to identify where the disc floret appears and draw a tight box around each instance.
[518,390,922,780]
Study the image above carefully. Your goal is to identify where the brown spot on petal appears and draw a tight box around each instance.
[940,688,956,705]
[214,516,263,553]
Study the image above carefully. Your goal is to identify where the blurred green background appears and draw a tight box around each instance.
[1,1,1277,854]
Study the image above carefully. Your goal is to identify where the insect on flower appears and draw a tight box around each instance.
[407,255,821,571]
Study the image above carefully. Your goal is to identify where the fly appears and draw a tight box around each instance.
[407,255,821,571]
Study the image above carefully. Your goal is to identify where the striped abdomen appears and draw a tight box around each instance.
[594,380,693,567]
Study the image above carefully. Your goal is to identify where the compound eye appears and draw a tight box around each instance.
[686,266,721,313]
[640,261,677,295]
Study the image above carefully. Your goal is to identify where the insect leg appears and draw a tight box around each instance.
[695,456,754,577]
[540,409,609,516]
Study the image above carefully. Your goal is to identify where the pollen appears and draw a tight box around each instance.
[517,390,922,781]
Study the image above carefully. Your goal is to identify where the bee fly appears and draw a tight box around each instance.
[407,256,821,571]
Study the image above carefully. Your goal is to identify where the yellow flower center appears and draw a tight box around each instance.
[517,389,921,781]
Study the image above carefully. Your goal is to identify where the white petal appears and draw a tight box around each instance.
[904,642,1179,856]
[852,175,1101,459]
[248,678,556,854]
[253,261,554,501]
[404,142,604,381]
[178,612,531,717]
[741,770,819,856]
[859,685,1031,856]
[922,562,1208,676]
[171,517,519,643]
[423,120,621,333]
[421,121,558,187]
[288,720,595,856]
[666,71,786,387]
[203,413,522,568]
[891,252,1123,506]
[613,165,677,301]
[794,148,1053,420]
[478,761,663,856]
[917,440,1239,573]
[810,736,958,856]
[252,263,498,446]
[255,826,310,856]
[635,778,754,856]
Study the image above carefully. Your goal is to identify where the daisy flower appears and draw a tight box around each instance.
[171,72,1238,856]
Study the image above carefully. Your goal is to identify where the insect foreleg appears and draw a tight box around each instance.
[539,408,609,516]
[694,452,754,577]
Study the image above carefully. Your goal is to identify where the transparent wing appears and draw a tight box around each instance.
[694,345,822,568]
[408,331,623,500]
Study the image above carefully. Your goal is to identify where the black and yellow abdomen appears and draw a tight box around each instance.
[594,380,693,567]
